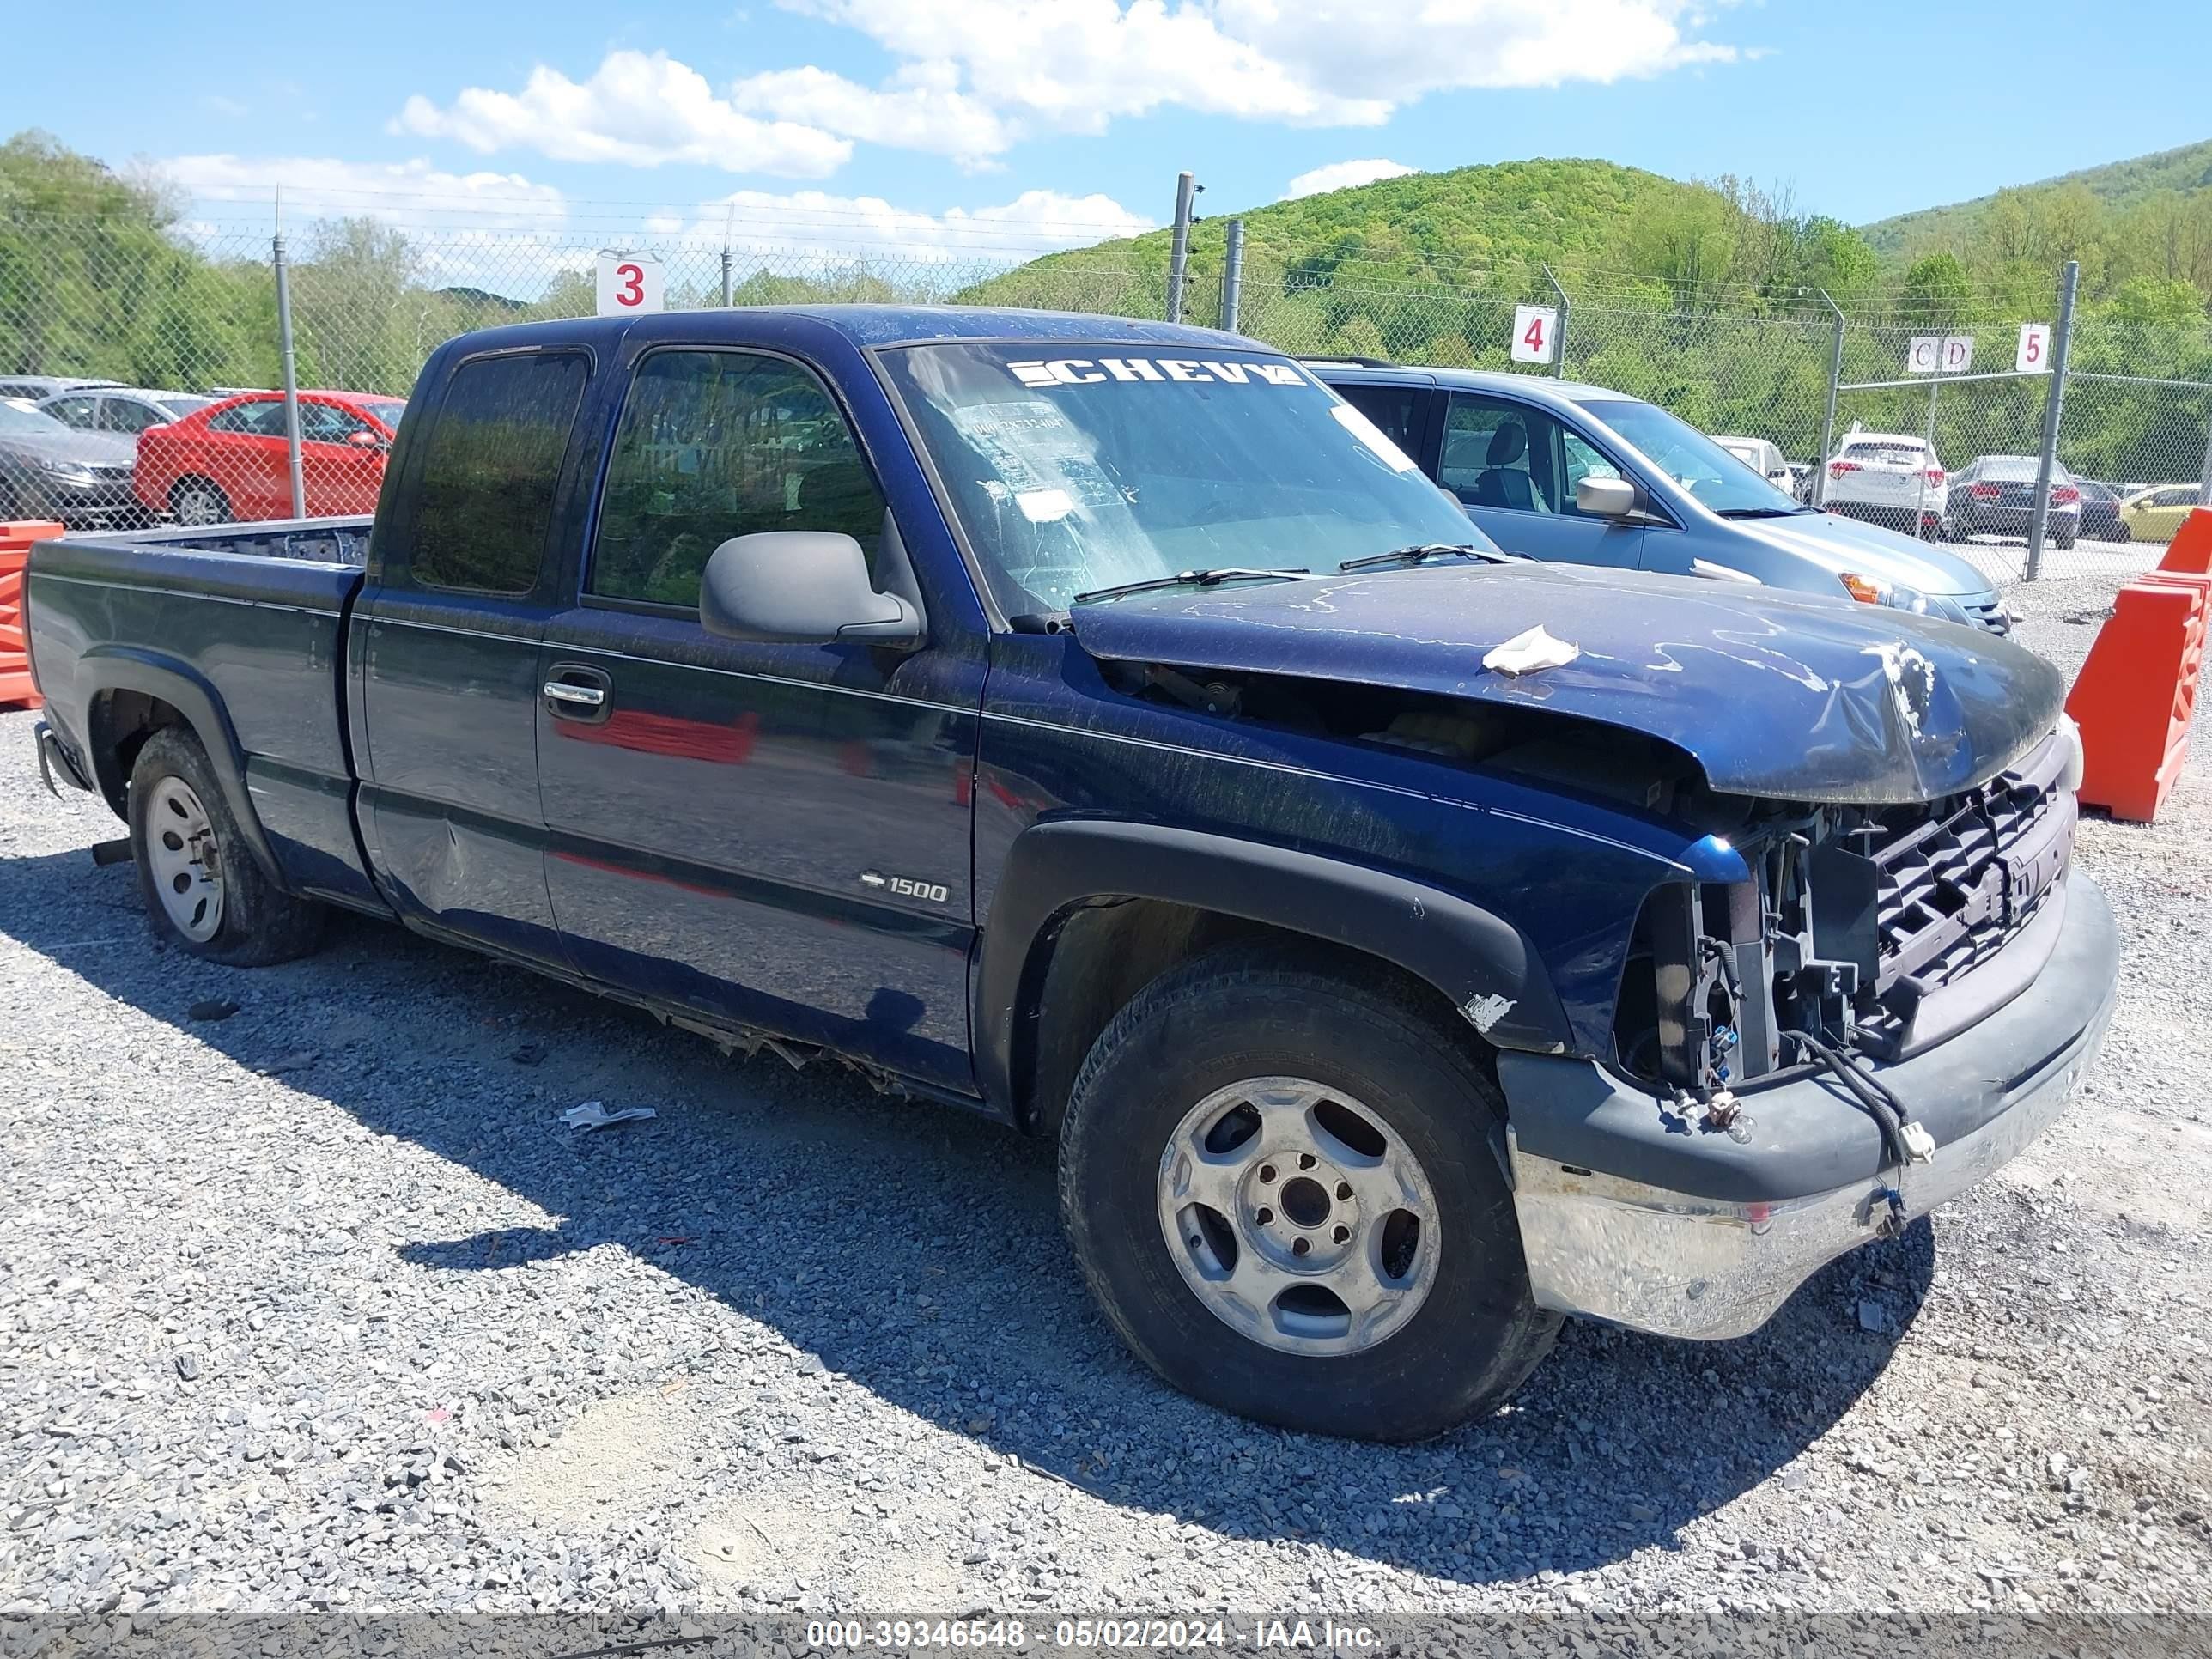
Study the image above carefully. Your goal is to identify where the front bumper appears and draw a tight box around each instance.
[1498,871,2119,1340]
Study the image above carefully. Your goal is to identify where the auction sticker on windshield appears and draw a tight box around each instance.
[1006,356,1308,388]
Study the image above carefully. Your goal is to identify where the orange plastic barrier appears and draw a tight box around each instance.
[2159,505,2212,575]
[2065,574,2206,822]
[0,520,64,709]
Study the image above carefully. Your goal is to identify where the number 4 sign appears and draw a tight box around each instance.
[2017,322,2051,374]
[596,251,665,316]
[1510,304,1559,366]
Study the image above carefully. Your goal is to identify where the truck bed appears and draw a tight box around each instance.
[27,517,381,913]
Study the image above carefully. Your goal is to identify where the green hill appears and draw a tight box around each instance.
[959,158,1871,321]
[1861,137,2212,256]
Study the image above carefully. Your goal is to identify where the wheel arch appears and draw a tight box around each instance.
[82,647,287,887]
[975,819,1573,1133]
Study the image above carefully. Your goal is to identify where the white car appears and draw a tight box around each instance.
[1711,434,1794,490]
[1822,431,1948,540]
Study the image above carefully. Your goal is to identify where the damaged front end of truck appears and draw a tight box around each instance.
[1067,562,2122,1341]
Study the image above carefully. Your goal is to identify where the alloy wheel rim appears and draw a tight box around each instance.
[145,775,224,942]
[1155,1076,1441,1357]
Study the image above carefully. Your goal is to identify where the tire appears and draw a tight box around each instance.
[169,477,232,527]
[127,726,324,965]
[1058,948,1559,1441]
[2054,532,2075,551]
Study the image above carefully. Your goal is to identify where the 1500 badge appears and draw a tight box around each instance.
[859,871,950,903]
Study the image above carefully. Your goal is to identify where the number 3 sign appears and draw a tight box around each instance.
[1510,304,1559,366]
[596,251,665,316]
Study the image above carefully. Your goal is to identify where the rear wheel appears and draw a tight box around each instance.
[1058,949,1559,1441]
[169,477,231,527]
[127,726,324,965]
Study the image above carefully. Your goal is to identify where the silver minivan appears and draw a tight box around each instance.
[1315,362,2010,634]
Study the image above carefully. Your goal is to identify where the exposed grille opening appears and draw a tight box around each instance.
[1857,734,2074,1054]
[1612,733,2073,1091]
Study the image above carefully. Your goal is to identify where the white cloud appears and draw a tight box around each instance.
[387,3,1735,176]
[684,185,1153,264]
[786,0,1734,131]
[731,64,1016,168]
[394,49,850,177]
[159,155,570,228]
[1282,158,1417,200]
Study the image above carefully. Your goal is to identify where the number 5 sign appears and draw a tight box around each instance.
[1510,304,1559,366]
[596,251,664,316]
[2017,322,2051,374]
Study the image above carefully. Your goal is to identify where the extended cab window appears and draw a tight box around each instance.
[408,351,587,596]
[589,349,883,609]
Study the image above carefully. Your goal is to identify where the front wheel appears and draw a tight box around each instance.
[1058,950,1559,1441]
[128,726,325,965]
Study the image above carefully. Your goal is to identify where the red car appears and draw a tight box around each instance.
[134,390,405,525]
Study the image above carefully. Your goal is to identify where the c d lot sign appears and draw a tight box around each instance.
[596,251,664,316]
[1906,335,1975,374]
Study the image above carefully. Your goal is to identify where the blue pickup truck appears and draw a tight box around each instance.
[27,307,2117,1441]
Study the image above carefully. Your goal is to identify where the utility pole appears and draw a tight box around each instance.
[1166,171,1198,325]
[1219,218,1245,334]
[272,187,306,520]
[1543,264,1570,379]
[2025,260,2080,580]
[1814,288,1845,507]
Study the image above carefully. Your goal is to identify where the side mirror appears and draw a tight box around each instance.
[1577,475,1638,519]
[348,428,386,450]
[700,532,924,647]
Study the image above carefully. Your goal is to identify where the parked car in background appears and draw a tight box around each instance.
[132,390,405,525]
[1944,455,2080,550]
[1822,431,1949,539]
[1314,363,2010,632]
[1711,434,1793,490]
[2071,477,2129,542]
[39,386,214,438]
[0,374,123,403]
[2119,483,2205,544]
[0,399,141,526]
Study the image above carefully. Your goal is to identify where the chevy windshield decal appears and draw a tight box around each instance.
[1006,357,1309,388]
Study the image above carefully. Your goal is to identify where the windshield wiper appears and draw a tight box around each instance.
[1070,567,1315,605]
[1336,542,1520,573]
[1714,506,1814,520]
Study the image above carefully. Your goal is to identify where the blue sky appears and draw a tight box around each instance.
[13,0,2210,263]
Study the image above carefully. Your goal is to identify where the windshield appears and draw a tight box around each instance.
[159,395,213,419]
[877,343,1492,613]
[1579,398,1802,515]
[362,399,407,430]
[0,402,67,435]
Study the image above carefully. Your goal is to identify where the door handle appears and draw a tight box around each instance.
[543,663,613,723]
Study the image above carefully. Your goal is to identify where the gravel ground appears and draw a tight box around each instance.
[2,571,2207,1624]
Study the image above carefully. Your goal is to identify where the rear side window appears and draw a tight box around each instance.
[208,400,286,434]
[1334,383,1422,458]
[589,349,883,608]
[408,352,587,596]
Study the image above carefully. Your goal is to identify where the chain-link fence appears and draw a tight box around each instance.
[2,214,2207,583]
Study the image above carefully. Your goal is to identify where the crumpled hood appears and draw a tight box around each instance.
[1068,562,2063,804]
[1729,508,1993,598]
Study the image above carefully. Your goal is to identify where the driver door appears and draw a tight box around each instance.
[535,345,980,1091]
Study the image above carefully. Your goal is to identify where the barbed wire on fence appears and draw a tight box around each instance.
[1,213,2206,580]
